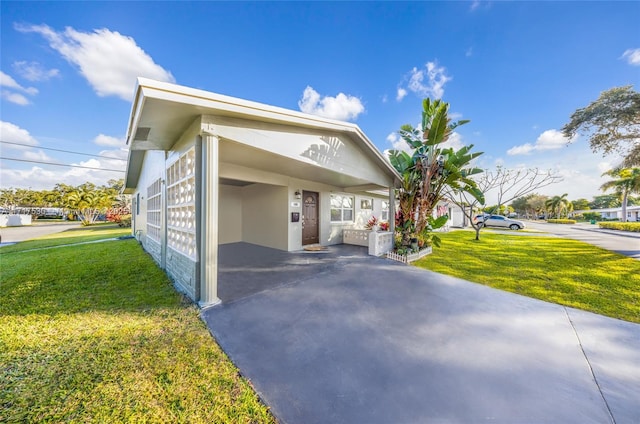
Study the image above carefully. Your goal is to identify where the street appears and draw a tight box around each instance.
[522,220,640,260]
[0,222,81,246]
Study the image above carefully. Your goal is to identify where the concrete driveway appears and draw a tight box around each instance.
[203,243,640,424]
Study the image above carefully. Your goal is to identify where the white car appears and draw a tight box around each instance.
[480,215,525,230]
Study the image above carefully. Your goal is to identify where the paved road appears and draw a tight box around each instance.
[0,222,81,246]
[521,221,640,259]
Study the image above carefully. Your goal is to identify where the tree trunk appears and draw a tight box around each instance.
[622,192,628,223]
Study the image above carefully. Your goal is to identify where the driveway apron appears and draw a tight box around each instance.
[202,244,640,424]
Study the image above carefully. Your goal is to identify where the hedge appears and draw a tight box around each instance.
[546,219,576,224]
[599,222,640,232]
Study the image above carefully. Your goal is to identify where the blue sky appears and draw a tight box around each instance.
[1,1,639,203]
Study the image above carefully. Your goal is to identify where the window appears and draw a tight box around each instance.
[146,179,162,242]
[360,199,372,210]
[331,194,354,222]
[166,148,197,259]
[381,200,389,221]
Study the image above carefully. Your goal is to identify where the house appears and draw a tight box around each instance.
[573,206,640,222]
[123,78,400,307]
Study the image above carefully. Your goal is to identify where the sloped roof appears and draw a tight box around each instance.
[124,78,400,191]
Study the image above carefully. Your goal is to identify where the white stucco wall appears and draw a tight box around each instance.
[242,183,288,250]
[219,184,243,244]
[133,150,166,242]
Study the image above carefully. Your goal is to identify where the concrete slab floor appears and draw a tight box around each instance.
[204,244,640,424]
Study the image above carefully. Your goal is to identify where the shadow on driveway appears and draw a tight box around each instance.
[205,243,640,424]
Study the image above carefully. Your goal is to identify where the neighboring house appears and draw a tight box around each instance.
[573,206,640,222]
[123,78,400,307]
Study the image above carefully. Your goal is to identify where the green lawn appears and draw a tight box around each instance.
[415,230,640,323]
[0,225,274,423]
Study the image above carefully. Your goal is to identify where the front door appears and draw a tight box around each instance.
[302,191,319,245]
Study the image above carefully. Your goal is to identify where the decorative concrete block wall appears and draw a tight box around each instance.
[166,249,197,300]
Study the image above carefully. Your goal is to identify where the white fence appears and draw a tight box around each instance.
[386,247,433,264]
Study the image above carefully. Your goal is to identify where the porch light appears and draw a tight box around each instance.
[294,190,302,199]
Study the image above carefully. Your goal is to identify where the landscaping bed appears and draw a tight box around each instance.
[599,222,640,232]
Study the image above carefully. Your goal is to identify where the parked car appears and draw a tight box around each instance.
[472,214,489,224]
[479,215,525,230]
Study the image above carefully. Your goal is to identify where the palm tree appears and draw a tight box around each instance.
[545,193,571,219]
[66,183,116,225]
[600,167,640,222]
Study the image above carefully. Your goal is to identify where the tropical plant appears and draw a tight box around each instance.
[600,167,640,222]
[65,183,117,225]
[545,193,572,218]
[388,98,484,248]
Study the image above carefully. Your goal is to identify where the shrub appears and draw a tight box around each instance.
[583,212,601,221]
[599,222,640,232]
[118,214,132,228]
[546,219,576,224]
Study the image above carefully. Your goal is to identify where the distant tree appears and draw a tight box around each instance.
[571,198,590,211]
[510,196,529,216]
[589,194,621,209]
[480,166,562,215]
[600,167,640,222]
[545,193,572,218]
[527,194,550,218]
[562,85,640,167]
[64,183,117,225]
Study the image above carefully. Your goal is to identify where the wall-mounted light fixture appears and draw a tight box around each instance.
[294,190,302,199]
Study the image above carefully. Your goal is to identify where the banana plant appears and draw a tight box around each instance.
[388,98,484,249]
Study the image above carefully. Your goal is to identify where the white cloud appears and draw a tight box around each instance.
[597,161,613,174]
[0,147,127,190]
[12,61,60,81]
[0,121,39,146]
[398,61,451,101]
[507,129,575,156]
[386,132,410,152]
[0,71,38,105]
[23,149,54,162]
[441,132,465,151]
[94,134,125,147]
[470,1,481,11]
[621,48,640,66]
[15,23,175,101]
[465,47,473,57]
[298,86,365,121]
[1,91,31,105]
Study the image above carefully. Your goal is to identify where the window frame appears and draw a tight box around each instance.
[330,194,355,223]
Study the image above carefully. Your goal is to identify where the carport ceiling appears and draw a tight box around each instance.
[219,140,374,189]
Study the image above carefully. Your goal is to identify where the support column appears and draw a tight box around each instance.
[388,187,396,234]
[199,132,221,308]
